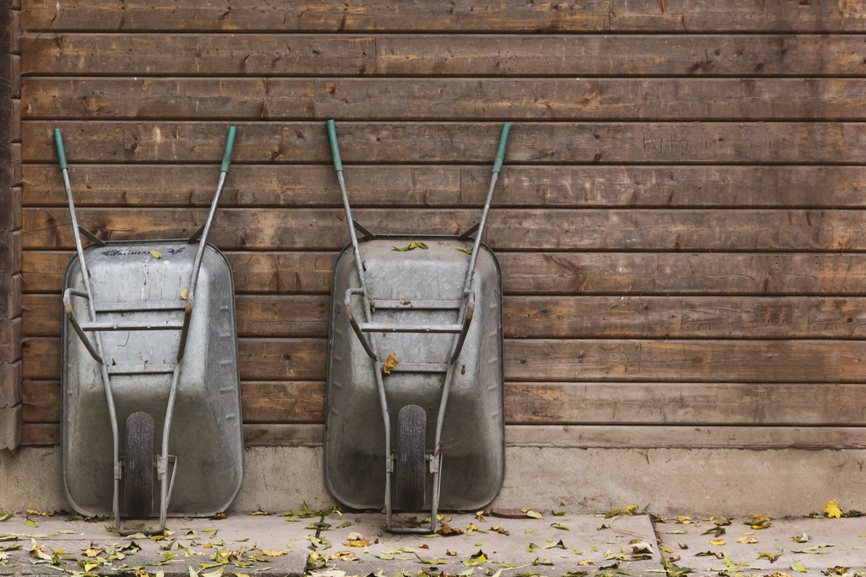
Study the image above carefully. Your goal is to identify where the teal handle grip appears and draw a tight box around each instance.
[326,120,343,172]
[492,123,511,173]
[221,126,237,172]
[53,129,68,170]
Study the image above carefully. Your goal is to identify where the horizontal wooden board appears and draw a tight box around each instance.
[21,34,866,76]
[504,424,866,450]
[23,337,866,383]
[20,0,866,33]
[23,78,866,121]
[21,164,866,209]
[608,0,866,33]
[22,207,866,252]
[23,122,866,165]
[24,251,866,296]
[22,422,866,449]
[22,294,866,339]
[21,0,611,33]
[23,380,866,426]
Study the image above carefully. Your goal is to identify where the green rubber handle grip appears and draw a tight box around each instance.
[53,129,68,170]
[326,120,343,172]
[221,126,237,172]
[492,123,511,173]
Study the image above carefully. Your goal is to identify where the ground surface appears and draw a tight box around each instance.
[0,508,864,577]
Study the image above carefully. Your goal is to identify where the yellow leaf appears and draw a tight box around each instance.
[181,289,189,300]
[824,499,842,519]
[150,250,162,259]
[260,550,286,557]
[83,562,100,572]
[577,560,595,566]
[83,548,104,557]
[624,504,639,515]
[383,353,399,375]
[26,510,54,516]
[710,540,726,546]
[342,540,370,547]
[737,537,759,544]
[676,516,693,524]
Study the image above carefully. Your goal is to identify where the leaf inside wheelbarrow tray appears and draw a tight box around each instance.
[150,250,162,259]
[383,353,399,374]
[393,242,428,252]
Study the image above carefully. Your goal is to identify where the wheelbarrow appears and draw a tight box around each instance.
[54,127,243,535]
[324,121,511,533]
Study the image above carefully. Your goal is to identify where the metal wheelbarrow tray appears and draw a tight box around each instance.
[54,127,242,533]
[323,121,511,531]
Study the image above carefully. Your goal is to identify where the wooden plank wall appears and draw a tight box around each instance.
[0,0,23,451]
[15,0,866,449]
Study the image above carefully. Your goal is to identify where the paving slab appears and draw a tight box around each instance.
[0,512,314,576]
[310,512,662,577]
[654,515,866,577]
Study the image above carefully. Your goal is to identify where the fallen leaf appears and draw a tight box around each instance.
[748,514,772,530]
[629,543,654,554]
[0,513,12,522]
[465,551,487,567]
[151,250,162,259]
[211,512,227,520]
[701,527,725,538]
[83,547,104,557]
[522,509,543,519]
[330,551,358,562]
[25,518,37,528]
[759,550,783,563]
[792,544,834,554]
[577,560,595,566]
[181,289,189,300]
[26,510,53,517]
[710,540,726,546]
[543,540,566,550]
[347,532,364,540]
[393,242,429,252]
[383,353,399,375]
[457,247,473,255]
[824,499,842,519]
[792,533,810,543]
[491,526,509,535]
[261,550,286,557]
[791,560,806,573]
[551,523,570,531]
[737,537,759,544]
[342,540,370,547]
[675,516,693,524]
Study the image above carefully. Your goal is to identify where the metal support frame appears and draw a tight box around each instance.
[327,120,510,533]
[54,126,237,535]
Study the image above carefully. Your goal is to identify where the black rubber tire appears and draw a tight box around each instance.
[124,412,154,520]
[395,404,426,513]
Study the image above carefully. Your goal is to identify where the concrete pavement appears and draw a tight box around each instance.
[1,508,865,577]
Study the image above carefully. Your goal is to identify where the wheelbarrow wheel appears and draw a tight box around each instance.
[395,405,426,513]
[124,412,154,520]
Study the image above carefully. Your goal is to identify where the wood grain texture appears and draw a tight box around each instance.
[23,379,866,426]
[21,0,611,33]
[25,423,866,449]
[21,34,866,76]
[20,0,866,33]
[23,122,866,165]
[24,251,866,296]
[21,206,866,252]
[23,78,866,121]
[21,164,866,209]
[23,337,866,383]
[608,0,866,33]
[22,293,866,339]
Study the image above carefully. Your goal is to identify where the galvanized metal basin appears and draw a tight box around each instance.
[325,236,505,511]
[61,239,243,517]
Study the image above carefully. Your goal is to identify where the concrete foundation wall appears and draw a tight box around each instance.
[3,446,862,518]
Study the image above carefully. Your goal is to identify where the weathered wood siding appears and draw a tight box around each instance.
[17,0,866,448]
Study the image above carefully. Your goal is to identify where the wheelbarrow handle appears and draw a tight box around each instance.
[345,288,377,360]
[53,129,68,170]
[326,119,343,172]
[63,288,103,364]
[492,123,511,174]
[221,125,237,173]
